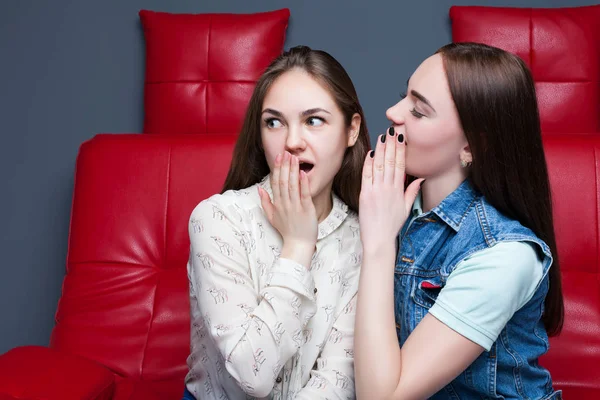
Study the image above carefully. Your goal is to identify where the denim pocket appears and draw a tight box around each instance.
[412,278,443,309]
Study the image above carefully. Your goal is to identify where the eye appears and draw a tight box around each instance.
[264,118,283,128]
[306,116,325,127]
[410,108,425,119]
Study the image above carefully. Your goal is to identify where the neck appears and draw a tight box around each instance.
[421,168,468,212]
[312,185,334,223]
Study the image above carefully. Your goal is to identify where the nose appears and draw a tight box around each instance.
[386,99,406,128]
[284,125,306,153]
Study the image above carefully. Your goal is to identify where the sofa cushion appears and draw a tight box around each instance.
[139,8,290,135]
[539,134,600,396]
[450,5,600,133]
[50,134,237,390]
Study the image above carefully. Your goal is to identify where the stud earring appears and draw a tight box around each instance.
[460,159,472,168]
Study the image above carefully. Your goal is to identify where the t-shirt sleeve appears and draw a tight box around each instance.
[427,241,544,351]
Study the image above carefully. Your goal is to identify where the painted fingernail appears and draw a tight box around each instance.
[398,134,404,143]
[369,150,374,158]
[381,134,386,144]
[389,126,395,136]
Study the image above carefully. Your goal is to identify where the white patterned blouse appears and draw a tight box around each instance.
[185,176,362,399]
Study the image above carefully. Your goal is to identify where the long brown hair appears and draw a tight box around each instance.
[435,42,564,335]
[221,45,370,212]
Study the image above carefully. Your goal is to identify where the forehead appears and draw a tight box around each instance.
[263,69,337,110]
[408,54,453,108]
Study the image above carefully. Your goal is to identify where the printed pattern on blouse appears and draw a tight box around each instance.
[185,177,362,399]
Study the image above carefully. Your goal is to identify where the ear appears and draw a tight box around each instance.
[347,113,362,147]
[460,144,472,163]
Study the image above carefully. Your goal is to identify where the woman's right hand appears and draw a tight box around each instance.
[258,151,318,268]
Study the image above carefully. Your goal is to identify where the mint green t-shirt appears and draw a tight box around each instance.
[411,194,544,351]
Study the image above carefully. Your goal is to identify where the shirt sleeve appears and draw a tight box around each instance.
[427,241,544,351]
[188,197,317,398]
[294,294,357,400]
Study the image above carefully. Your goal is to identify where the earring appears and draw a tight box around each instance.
[460,159,472,168]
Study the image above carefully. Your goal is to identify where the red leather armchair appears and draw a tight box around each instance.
[1,5,600,400]
[0,134,238,400]
[451,5,600,398]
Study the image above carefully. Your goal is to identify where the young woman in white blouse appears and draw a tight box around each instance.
[183,45,370,400]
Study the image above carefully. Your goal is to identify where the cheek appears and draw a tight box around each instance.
[261,133,284,169]
[320,134,347,163]
[405,123,464,172]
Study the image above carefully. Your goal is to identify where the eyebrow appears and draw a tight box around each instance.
[406,78,437,114]
[301,108,331,117]
[411,90,436,114]
[262,108,284,118]
[261,107,332,118]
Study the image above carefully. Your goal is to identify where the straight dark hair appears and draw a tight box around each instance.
[221,45,370,212]
[436,42,564,336]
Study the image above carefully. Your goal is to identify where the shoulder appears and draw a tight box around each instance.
[189,185,263,230]
[459,197,545,246]
[477,197,533,236]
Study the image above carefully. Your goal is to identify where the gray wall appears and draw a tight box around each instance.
[1,0,597,353]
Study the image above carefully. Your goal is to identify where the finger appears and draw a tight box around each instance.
[373,134,386,184]
[404,178,425,215]
[300,170,313,209]
[258,187,275,224]
[361,150,375,188]
[271,153,282,203]
[289,155,300,205]
[279,151,291,207]
[394,131,407,188]
[384,126,397,184]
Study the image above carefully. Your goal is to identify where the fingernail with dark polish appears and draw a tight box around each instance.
[369,150,374,158]
[389,126,395,136]
[398,134,404,143]
[381,134,386,143]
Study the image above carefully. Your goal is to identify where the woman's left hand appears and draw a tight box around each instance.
[358,127,424,255]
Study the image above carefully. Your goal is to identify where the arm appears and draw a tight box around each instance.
[294,294,358,400]
[355,245,483,400]
[356,242,543,399]
[189,199,316,398]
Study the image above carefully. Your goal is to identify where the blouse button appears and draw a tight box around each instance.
[313,287,318,294]
[276,377,282,383]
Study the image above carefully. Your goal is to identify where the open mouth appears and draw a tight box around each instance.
[299,162,314,173]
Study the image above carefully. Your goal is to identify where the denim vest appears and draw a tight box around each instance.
[395,180,561,399]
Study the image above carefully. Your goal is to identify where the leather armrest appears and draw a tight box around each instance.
[0,346,114,400]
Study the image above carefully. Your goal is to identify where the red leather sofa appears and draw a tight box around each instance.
[1,5,599,400]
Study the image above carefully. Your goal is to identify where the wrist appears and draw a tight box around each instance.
[281,240,316,269]
[362,240,397,260]
[362,242,397,266]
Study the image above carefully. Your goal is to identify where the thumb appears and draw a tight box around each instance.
[404,178,425,215]
[258,187,275,224]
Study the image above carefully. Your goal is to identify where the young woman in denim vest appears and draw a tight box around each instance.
[354,42,564,399]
